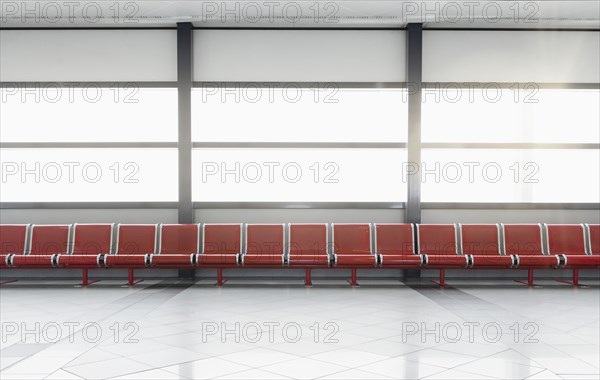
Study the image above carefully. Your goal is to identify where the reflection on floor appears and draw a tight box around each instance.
[1,278,599,380]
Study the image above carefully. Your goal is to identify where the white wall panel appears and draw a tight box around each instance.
[0,30,177,81]
[194,30,406,81]
[423,31,600,83]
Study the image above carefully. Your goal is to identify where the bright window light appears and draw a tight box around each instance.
[0,87,178,142]
[192,88,407,142]
[422,89,600,143]
[0,149,178,202]
[421,149,600,203]
[192,148,407,202]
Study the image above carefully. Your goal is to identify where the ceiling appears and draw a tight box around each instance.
[0,1,598,28]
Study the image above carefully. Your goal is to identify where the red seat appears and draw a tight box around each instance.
[0,224,29,269]
[460,224,514,268]
[332,224,377,267]
[417,224,468,268]
[287,224,330,267]
[587,224,600,255]
[242,224,285,267]
[152,224,199,268]
[59,224,113,268]
[12,225,70,268]
[502,224,558,268]
[105,224,156,268]
[198,224,241,266]
[375,224,423,267]
[546,224,599,269]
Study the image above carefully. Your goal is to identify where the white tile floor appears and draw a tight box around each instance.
[1,279,599,379]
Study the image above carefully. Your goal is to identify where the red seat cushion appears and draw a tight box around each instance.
[73,224,112,255]
[547,224,587,256]
[418,224,457,256]
[117,225,156,255]
[503,224,544,256]
[203,224,242,254]
[246,224,284,255]
[160,224,199,255]
[375,224,414,255]
[461,224,501,256]
[335,254,377,267]
[333,224,371,254]
[30,225,70,255]
[589,224,600,255]
[289,224,327,256]
[0,225,28,255]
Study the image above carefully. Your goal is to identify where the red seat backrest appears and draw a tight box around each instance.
[29,225,70,255]
[546,224,586,255]
[0,225,29,255]
[73,224,113,255]
[461,224,500,256]
[246,224,284,255]
[289,224,327,255]
[160,224,199,255]
[116,225,157,255]
[417,224,457,256]
[375,224,414,255]
[203,224,242,254]
[502,224,544,256]
[588,224,600,255]
[333,224,371,255]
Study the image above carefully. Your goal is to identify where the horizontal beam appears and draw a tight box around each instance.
[422,143,600,150]
[423,82,600,90]
[193,142,406,149]
[194,202,406,209]
[0,202,178,209]
[193,82,407,88]
[422,203,600,210]
[0,142,177,149]
[2,202,597,210]
[0,82,177,88]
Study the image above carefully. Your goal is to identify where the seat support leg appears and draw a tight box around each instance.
[432,269,447,287]
[305,268,312,286]
[215,268,226,287]
[123,268,143,287]
[515,269,535,286]
[78,268,99,287]
[557,269,584,286]
[347,268,359,287]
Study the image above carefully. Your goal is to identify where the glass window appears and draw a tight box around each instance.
[420,149,600,203]
[0,148,178,202]
[192,88,407,142]
[0,87,178,142]
[422,89,600,143]
[192,148,407,202]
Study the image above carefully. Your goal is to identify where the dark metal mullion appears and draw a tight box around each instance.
[404,23,423,280]
[406,23,423,225]
[177,23,193,225]
[177,23,195,279]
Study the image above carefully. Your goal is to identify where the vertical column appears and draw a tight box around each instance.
[406,23,423,224]
[405,23,423,279]
[177,22,194,278]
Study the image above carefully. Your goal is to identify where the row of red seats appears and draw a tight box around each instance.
[1,223,598,287]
